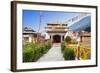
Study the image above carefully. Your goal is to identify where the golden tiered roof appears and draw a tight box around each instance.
[45,23,68,33]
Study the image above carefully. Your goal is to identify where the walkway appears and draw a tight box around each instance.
[38,43,64,62]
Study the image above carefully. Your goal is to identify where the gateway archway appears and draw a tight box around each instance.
[53,35,61,43]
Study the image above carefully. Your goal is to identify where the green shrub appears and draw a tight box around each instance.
[64,36,71,43]
[61,42,66,52]
[23,41,51,62]
[23,48,34,62]
[71,39,78,44]
[61,42,75,60]
[63,48,75,60]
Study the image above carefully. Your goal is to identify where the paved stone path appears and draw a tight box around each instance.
[38,43,64,62]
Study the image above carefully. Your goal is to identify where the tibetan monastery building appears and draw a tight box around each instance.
[23,27,45,43]
[45,23,68,43]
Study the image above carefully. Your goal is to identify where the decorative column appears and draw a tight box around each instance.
[61,35,63,43]
[51,35,53,43]
[29,36,32,42]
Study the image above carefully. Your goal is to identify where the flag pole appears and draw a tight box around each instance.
[37,11,42,43]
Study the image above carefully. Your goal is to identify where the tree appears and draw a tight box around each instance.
[64,36,71,43]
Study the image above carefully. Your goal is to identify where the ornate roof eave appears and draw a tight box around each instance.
[46,31,67,33]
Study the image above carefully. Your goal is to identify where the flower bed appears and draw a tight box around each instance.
[23,41,52,62]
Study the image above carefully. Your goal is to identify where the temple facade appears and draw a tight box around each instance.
[45,23,68,43]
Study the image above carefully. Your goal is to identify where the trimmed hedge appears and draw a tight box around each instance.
[23,41,51,62]
[61,42,75,60]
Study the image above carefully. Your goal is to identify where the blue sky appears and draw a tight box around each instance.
[23,10,81,33]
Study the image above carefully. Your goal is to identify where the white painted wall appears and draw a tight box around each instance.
[0,0,99,73]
